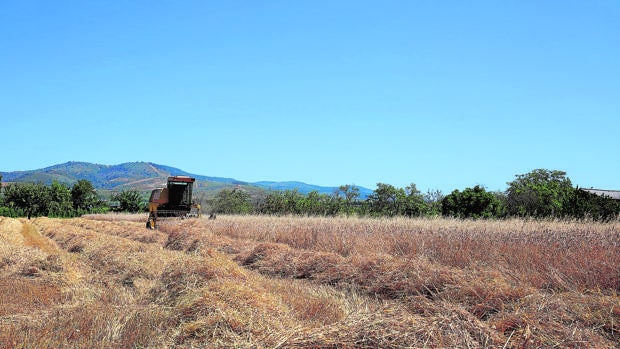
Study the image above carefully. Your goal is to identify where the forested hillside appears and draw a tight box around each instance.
[0,161,356,197]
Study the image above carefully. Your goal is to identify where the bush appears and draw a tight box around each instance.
[442,185,505,219]
[564,188,620,221]
[112,190,144,213]
[210,188,254,215]
[0,205,23,217]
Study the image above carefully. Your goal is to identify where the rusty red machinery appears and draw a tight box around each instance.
[146,176,200,229]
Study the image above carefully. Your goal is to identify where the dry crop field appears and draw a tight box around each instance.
[0,214,619,348]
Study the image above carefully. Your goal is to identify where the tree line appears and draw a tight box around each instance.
[1,169,619,221]
[209,169,620,221]
[0,176,141,218]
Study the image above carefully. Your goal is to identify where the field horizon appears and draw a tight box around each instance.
[1,214,619,348]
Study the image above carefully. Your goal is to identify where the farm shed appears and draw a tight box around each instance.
[581,188,620,200]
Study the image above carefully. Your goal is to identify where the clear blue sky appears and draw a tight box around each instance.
[2,1,618,193]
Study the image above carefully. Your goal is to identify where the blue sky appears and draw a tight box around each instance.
[1,1,618,193]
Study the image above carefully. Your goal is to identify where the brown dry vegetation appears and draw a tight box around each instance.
[0,214,618,348]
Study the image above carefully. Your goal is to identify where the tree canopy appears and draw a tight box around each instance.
[506,169,573,217]
[442,185,505,219]
[0,170,617,221]
[112,190,143,213]
[71,179,100,212]
[0,179,108,218]
[210,188,254,215]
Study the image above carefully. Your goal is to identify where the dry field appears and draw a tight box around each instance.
[0,214,619,348]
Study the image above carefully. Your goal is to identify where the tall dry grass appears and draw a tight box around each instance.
[190,215,620,292]
[4,216,468,348]
[158,214,620,347]
[2,214,619,348]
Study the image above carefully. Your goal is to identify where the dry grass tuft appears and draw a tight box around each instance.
[236,242,459,300]
[280,299,504,348]
[0,278,63,316]
[68,217,167,244]
[148,254,219,306]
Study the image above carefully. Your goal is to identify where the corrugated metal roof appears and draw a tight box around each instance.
[581,189,620,200]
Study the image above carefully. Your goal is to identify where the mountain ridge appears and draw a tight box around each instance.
[0,161,372,198]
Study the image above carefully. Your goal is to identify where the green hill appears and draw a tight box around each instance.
[0,161,371,200]
[0,162,260,200]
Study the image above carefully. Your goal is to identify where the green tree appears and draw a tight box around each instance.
[259,189,305,215]
[112,190,143,213]
[402,183,427,217]
[301,191,342,216]
[335,184,360,215]
[260,191,287,215]
[563,187,620,221]
[336,184,360,202]
[321,193,343,216]
[283,189,304,215]
[424,189,444,216]
[71,179,100,212]
[258,189,343,217]
[210,188,253,214]
[442,185,505,219]
[3,183,51,218]
[47,181,74,217]
[366,183,405,217]
[506,169,573,217]
[300,190,323,216]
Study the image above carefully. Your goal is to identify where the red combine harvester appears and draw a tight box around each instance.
[146,176,200,229]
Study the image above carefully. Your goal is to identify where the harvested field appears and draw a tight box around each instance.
[1,214,619,348]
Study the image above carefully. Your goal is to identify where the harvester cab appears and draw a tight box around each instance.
[146,176,200,229]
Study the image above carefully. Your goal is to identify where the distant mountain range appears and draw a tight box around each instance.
[0,161,372,199]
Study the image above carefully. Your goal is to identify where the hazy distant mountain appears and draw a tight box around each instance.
[0,161,371,198]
